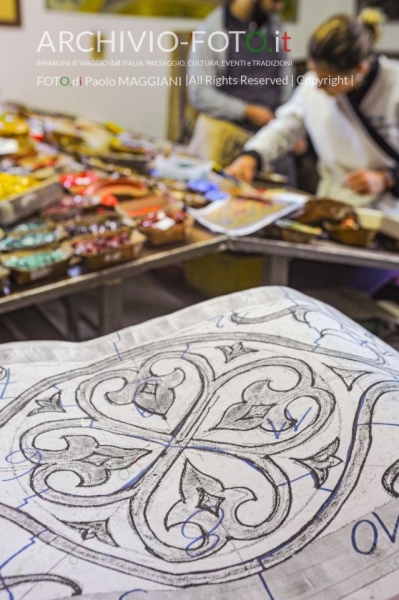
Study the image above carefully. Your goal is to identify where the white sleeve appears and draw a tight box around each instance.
[244,85,307,167]
[187,14,247,122]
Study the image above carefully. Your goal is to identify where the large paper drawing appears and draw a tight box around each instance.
[0,287,399,599]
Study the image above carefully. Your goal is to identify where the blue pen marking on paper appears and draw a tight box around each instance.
[281,290,324,349]
[258,573,276,600]
[5,449,41,465]
[3,449,41,482]
[286,407,313,432]
[117,456,160,492]
[231,311,249,325]
[181,342,191,360]
[266,419,288,440]
[135,408,153,419]
[351,520,378,555]
[0,369,11,400]
[113,332,124,362]
[188,444,263,476]
[0,530,46,600]
[182,508,225,558]
[210,315,225,329]
[2,468,34,483]
[51,384,66,409]
[372,510,399,544]
[129,375,161,420]
[17,488,49,510]
[315,485,339,518]
[280,287,301,306]
[311,329,324,352]
[278,473,312,487]
[280,288,371,353]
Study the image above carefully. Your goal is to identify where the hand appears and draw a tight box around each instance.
[245,104,275,128]
[345,170,388,195]
[225,155,258,184]
[294,138,308,155]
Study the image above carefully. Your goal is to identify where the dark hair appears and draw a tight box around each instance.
[309,9,385,72]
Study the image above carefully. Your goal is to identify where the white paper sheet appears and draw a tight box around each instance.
[187,194,308,236]
[0,287,399,600]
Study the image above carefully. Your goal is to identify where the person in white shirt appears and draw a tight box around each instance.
[227,9,399,215]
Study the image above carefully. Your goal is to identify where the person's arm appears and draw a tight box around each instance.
[227,86,307,181]
[345,170,396,195]
[188,32,247,122]
[345,97,399,196]
[188,19,275,127]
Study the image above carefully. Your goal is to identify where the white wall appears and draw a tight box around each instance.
[284,0,356,58]
[0,0,201,138]
[380,22,399,53]
[0,0,397,139]
[281,0,399,59]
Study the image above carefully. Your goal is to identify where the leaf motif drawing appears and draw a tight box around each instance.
[294,438,342,488]
[65,520,117,547]
[134,381,175,417]
[30,436,151,489]
[83,447,150,471]
[327,366,370,392]
[165,460,256,560]
[28,392,65,417]
[217,343,258,363]
[106,368,185,417]
[165,460,226,555]
[214,403,270,431]
[181,460,224,502]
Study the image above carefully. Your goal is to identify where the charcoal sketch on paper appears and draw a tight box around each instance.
[0,286,399,599]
